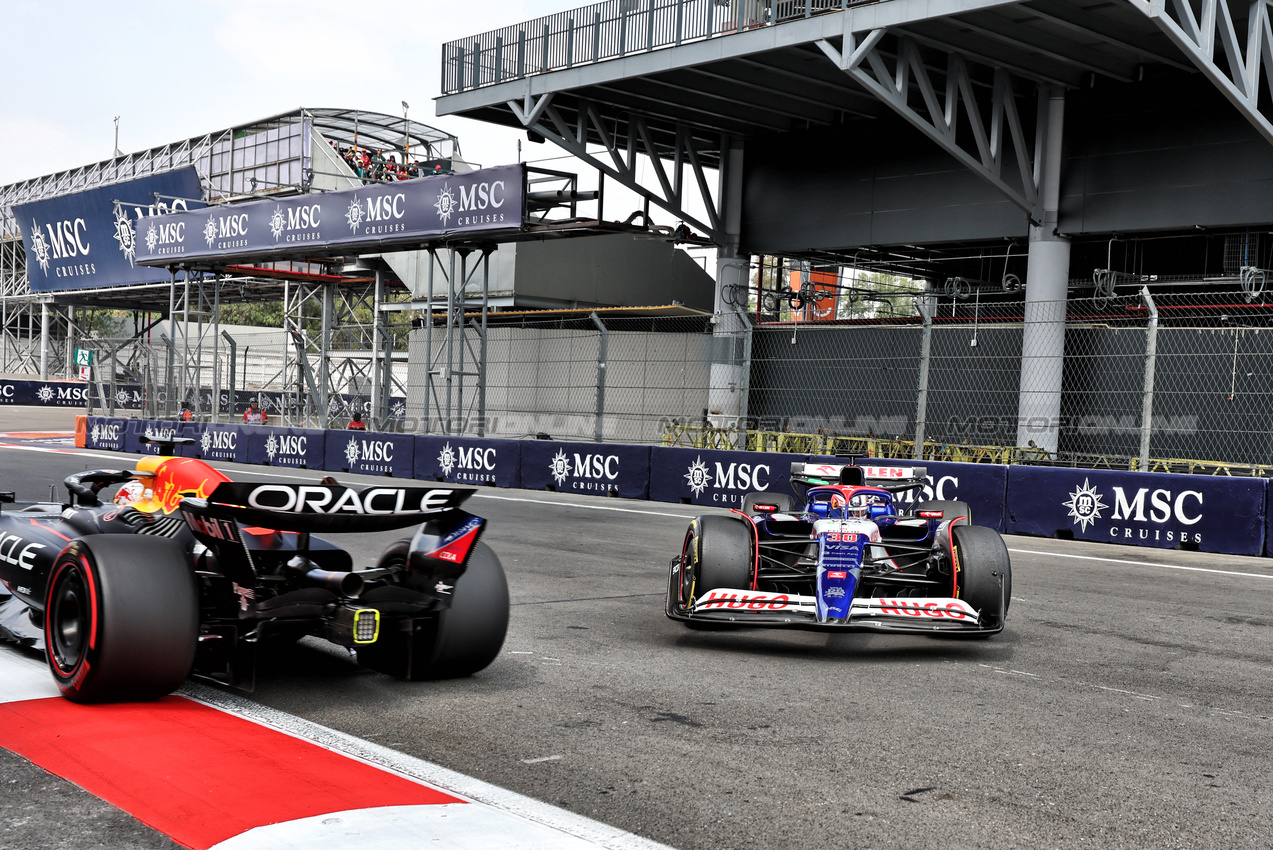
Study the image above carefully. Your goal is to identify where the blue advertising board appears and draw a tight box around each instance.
[134,164,525,266]
[243,426,327,469]
[415,435,521,488]
[185,422,247,463]
[650,446,790,507]
[520,440,651,499]
[85,417,130,453]
[123,419,184,455]
[15,168,204,291]
[806,457,1009,533]
[324,431,415,478]
[0,378,93,407]
[1005,465,1266,556]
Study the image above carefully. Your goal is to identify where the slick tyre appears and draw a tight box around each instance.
[420,542,510,679]
[689,515,754,594]
[678,515,753,631]
[741,492,793,515]
[915,500,971,524]
[44,536,197,703]
[361,541,510,681]
[951,524,1012,633]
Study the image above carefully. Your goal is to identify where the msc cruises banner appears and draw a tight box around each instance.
[15,168,204,291]
[133,164,526,266]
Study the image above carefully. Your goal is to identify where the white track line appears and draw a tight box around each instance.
[1008,547,1273,580]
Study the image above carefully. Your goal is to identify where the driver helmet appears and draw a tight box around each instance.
[114,480,146,506]
[847,493,870,519]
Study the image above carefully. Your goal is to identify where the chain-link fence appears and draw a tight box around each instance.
[407,313,738,444]
[401,288,1273,475]
[63,285,1273,475]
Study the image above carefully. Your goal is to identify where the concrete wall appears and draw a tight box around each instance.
[407,324,712,444]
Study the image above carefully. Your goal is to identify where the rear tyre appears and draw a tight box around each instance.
[951,524,1012,633]
[419,542,509,679]
[741,492,793,515]
[360,541,510,680]
[44,536,197,702]
[915,499,971,524]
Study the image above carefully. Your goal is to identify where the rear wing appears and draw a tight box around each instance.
[790,461,927,493]
[184,481,477,533]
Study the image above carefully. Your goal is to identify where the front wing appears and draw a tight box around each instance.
[666,586,1006,635]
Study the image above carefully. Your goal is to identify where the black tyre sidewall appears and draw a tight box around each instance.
[419,541,510,679]
[45,536,197,703]
[692,515,754,595]
[952,524,1012,621]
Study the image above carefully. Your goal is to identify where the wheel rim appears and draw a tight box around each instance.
[679,529,696,606]
[49,564,90,675]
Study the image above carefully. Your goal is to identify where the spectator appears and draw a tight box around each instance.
[348,411,367,430]
[244,400,267,425]
[179,402,193,422]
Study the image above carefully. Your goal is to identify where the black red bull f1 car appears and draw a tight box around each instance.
[667,461,1010,636]
[0,437,509,702]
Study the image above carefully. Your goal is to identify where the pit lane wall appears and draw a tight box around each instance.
[83,418,1269,557]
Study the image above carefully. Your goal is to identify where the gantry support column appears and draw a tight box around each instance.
[709,138,748,445]
[1017,87,1070,453]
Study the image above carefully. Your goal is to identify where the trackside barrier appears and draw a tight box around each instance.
[0,378,134,409]
[807,457,1009,534]
[1005,465,1266,556]
[415,436,521,489]
[650,446,793,508]
[84,417,130,452]
[324,431,415,478]
[125,420,182,456]
[520,440,651,499]
[82,418,1272,557]
[243,426,327,470]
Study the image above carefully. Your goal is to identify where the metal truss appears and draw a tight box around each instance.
[1130,0,1273,146]
[816,30,1041,217]
[420,247,493,436]
[508,94,723,240]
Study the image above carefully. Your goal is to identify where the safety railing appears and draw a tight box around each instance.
[441,0,866,94]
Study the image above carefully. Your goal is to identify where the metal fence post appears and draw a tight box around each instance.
[913,291,934,461]
[1139,285,1158,471]
[590,312,608,442]
[734,305,753,450]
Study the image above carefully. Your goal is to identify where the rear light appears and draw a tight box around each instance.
[752,504,778,513]
[918,510,944,518]
[352,609,380,644]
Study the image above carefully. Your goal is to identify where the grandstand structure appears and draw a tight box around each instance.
[0,108,461,424]
[437,0,1273,458]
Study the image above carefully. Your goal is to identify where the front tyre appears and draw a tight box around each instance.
[951,524,1012,631]
[45,536,197,702]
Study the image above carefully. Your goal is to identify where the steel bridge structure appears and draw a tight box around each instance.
[0,108,460,426]
[437,0,1273,454]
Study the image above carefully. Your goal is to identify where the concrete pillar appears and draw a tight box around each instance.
[1017,87,1070,454]
[709,138,748,444]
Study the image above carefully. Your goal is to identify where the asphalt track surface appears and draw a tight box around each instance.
[3,427,1273,848]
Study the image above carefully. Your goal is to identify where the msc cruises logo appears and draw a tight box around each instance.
[685,456,711,497]
[112,206,137,266]
[434,184,457,225]
[549,449,571,486]
[28,220,51,273]
[1062,478,1106,532]
[438,442,457,476]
